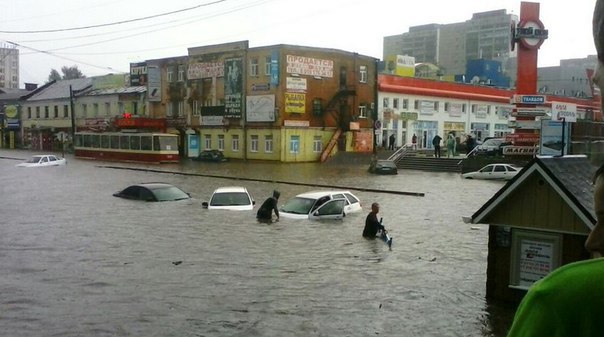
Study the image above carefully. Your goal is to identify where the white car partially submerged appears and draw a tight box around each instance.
[462,163,521,181]
[202,186,255,211]
[16,154,67,167]
[279,190,363,220]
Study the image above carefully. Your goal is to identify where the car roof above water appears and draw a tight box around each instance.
[213,186,248,193]
[294,190,353,199]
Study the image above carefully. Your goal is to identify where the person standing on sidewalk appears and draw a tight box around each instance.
[432,134,442,158]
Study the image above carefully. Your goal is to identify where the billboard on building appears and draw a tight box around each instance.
[224,58,243,118]
[147,66,162,102]
[246,95,276,122]
[130,62,147,86]
[285,93,305,114]
[385,55,415,77]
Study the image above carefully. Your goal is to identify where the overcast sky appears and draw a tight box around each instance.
[1,0,598,86]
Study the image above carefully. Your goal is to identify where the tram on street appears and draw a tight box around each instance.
[74,132,180,163]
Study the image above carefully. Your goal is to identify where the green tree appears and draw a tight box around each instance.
[47,69,61,82]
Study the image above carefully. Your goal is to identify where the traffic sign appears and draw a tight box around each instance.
[511,107,548,117]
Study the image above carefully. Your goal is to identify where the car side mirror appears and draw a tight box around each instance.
[202,202,209,209]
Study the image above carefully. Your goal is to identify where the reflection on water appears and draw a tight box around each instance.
[0,150,516,337]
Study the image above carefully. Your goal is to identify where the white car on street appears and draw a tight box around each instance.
[202,186,255,211]
[16,154,67,167]
[279,190,362,220]
[462,163,521,181]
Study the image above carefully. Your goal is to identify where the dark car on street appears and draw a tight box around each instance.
[474,138,512,156]
[368,159,398,175]
[193,150,227,162]
[113,183,191,202]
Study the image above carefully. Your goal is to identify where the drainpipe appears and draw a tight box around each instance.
[373,59,379,155]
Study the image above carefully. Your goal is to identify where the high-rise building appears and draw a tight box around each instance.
[383,9,518,83]
[0,44,19,89]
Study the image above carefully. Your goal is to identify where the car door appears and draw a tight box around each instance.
[309,199,345,220]
[492,164,507,179]
[478,165,494,179]
[40,156,50,167]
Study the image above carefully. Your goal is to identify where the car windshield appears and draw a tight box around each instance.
[152,186,190,201]
[280,197,316,214]
[210,192,251,206]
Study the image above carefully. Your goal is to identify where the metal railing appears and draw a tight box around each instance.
[388,144,412,162]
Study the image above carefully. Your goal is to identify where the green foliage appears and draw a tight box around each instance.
[47,65,86,82]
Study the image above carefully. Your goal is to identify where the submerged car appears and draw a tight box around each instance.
[368,159,398,175]
[193,150,227,162]
[474,138,512,156]
[113,183,191,201]
[279,190,362,220]
[16,154,67,167]
[202,186,255,210]
[462,164,521,181]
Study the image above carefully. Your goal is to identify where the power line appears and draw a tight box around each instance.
[0,0,226,34]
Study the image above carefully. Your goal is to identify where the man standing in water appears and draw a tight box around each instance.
[363,202,385,237]
[256,190,280,221]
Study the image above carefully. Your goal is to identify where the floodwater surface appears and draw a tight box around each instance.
[0,150,517,337]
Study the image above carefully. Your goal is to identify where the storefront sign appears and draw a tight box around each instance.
[512,95,546,105]
[551,101,577,123]
[285,93,305,114]
[284,120,309,127]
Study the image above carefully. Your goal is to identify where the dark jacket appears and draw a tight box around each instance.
[363,212,384,237]
[256,190,280,219]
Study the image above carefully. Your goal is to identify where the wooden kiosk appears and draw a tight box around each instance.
[465,155,597,304]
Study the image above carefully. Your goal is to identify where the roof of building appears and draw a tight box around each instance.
[468,155,597,230]
[25,78,92,101]
[87,86,146,96]
[0,88,32,100]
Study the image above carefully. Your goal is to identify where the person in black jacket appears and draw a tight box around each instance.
[256,190,280,221]
[363,202,385,237]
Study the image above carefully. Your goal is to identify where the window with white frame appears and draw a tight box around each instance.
[289,135,300,154]
[359,65,367,83]
[358,105,367,118]
[232,135,240,152]
[265,135,273,153]
[166,102,173,117]
[383,97,389,108]
[393,98,399,109]
[414,100,419,109]
[192,100,199,116]
[403,99,409,109]
[434,101,439,111]
[265,56,271,76]
[218,135,225,151]
[313,136,322,153]
[250,58,259,77]
[250,135,259,152]
[178,101,184,117]
[167,67,174,83]
[204,134,211,150]
[178,65,185,82]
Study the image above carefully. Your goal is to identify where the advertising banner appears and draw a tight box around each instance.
[285,93,305,114]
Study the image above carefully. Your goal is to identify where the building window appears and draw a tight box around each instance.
[104,103,110,116]
[36,106,40,118]
[192,100,199,116]
[445,102,450,112]
[27,107,31,119]
[118,102,124,115]
[81,104,87,118]
[265,135,273,153]
[359,65,367,83]
[250,58,259,77]
[93,103,99,117]
[166,102,173,117]
[204,134,211,150]
[54,105,59,118]
[44,106,49,119]
[414,100,419,110]
[393,98,399,109]
[218,135,225,151]
[403,99,409,109]
[383,97,389,108]
[63,105,69,118]
[178,101,184,117]
[358,105,367,118]
[313,136,322,153]
[265,56,271,76]
[434,101,440,111]
[250,135,259,152]
[232,135,240,152]
[167,67,174,83]
[289,135,300,154]
[177,65,185,82]
[132,102,138,115]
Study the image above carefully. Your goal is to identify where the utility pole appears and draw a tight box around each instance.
[69,85,76,150]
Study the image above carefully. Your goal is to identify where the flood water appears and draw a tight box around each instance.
[0,150,518,337]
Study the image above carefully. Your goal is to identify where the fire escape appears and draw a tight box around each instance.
[319,85,356,162]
